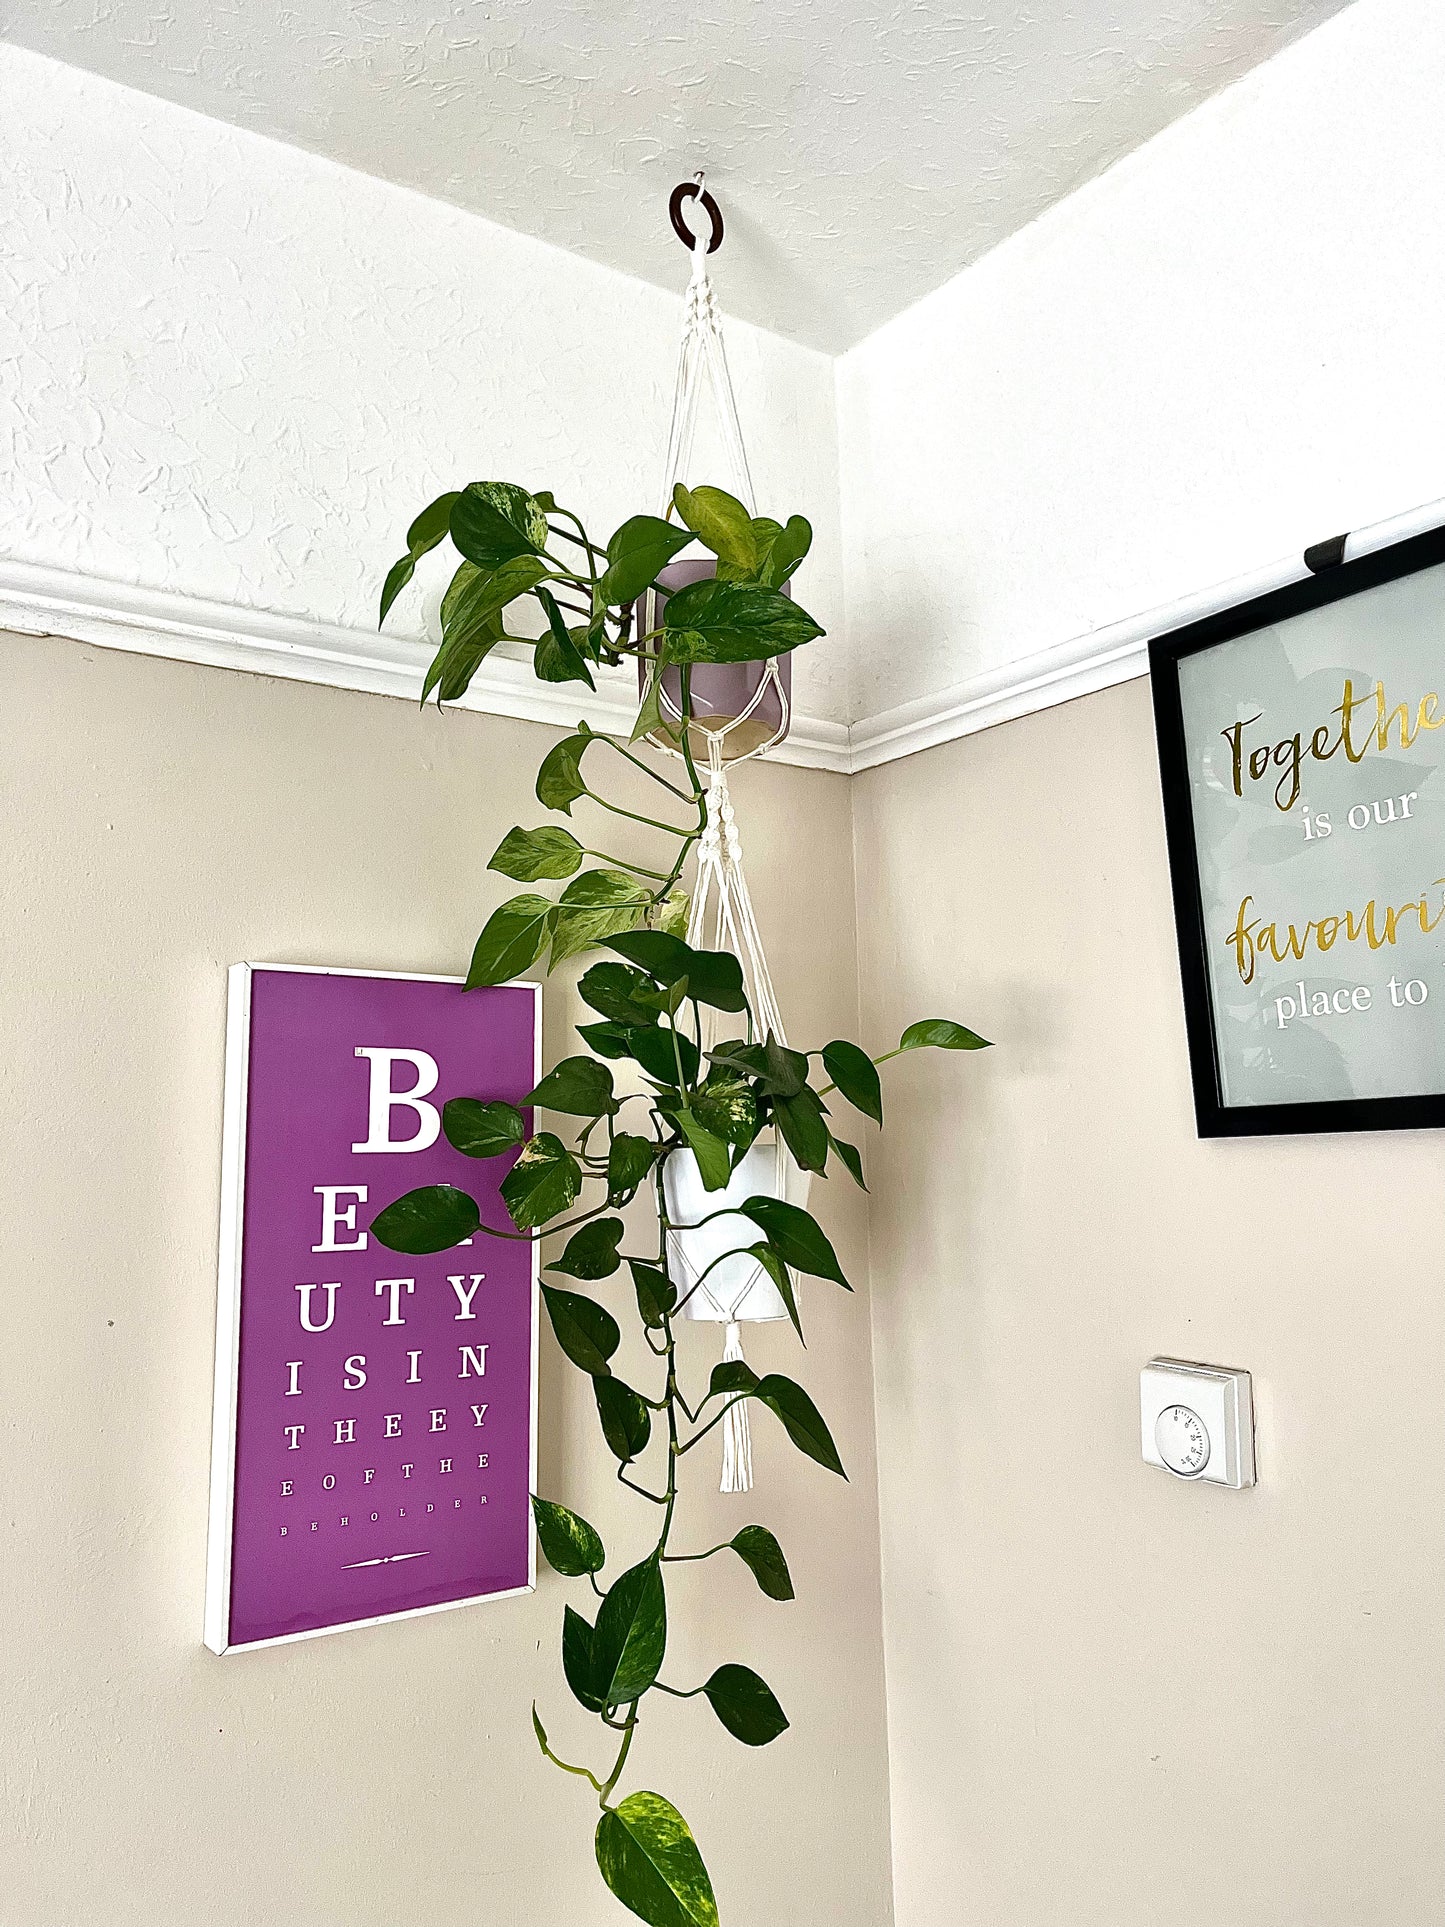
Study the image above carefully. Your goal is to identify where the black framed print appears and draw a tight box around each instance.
[1150,519,1445,1137]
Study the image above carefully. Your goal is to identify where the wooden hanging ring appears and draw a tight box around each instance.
[669,181,724,254]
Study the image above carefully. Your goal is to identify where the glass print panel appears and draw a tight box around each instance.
[1177,561,1445,1107]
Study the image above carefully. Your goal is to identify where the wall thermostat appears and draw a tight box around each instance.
[1140,1359,1255,1488]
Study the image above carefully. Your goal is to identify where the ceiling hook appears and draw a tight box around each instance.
[669,176,724,255]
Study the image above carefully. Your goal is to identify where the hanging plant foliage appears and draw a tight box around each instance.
[373,466,990,1924]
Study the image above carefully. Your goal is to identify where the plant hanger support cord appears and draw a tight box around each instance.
[655,176,805,1494]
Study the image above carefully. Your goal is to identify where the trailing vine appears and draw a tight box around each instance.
[370,479,989,1925]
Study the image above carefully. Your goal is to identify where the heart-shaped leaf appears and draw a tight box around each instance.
[579,962,664,1028]
[602,934,744,1013]
[707,1036,808,1097]
[654,892,690,936]
[592,1557,667,1705]
[370,1184,479,1255]
[526,1054,618,1118]
[563,1605,607,1712]
[536,732,593,813]
[578,1019,633,1059]
[541,1283,620,1376]
[753,1373,846,1478]
[466,894,554,988]
[379,489,461,623]
[532,1495,605,1577]
[421,611,508,708]
[663,578,823,664]
[444,554,550,642]
[595,1375,652,1462]
[899,1017,993,1052]
[738,1196,849,1288]
[708,1359,759,1400]
[599,515,693,606]
[500,1133,581,1228]
[821,1038,883,1125]
[550,869,650,969]
[673,483,759,575]
[450,481,549,567]
[701,1663,789,1746]
[682,949,746,1013]
[746,1243,802,1344]
[489,824,584,882]
[674,1112,731,1192]
[629,1260,677,1328]
[772,1086,829,1175]
[626,1024,700,1089]
[549,1216,625,1279]
[729,515,781,584]
[425,555,549,707]
[631,661,668,746]
[608,1134,657,1206]
[607,929,693,982]
[533,587,596,688]
[442,1097,525,1159]
[440,558,481,630]
[692,1071,758,1151]
[730,1525,794,1601]
[595,1791,717,1927]
[760,514,812,589]
[827,1131,866,1191]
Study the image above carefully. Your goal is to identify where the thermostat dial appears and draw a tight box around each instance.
[1154,1403,1210,1477]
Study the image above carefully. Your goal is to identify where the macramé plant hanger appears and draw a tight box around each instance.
[648,175,808,1493]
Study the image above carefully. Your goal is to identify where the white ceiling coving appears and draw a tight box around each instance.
[1,0,1348,352]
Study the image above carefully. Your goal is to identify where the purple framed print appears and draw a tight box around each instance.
[205,964,540,1655]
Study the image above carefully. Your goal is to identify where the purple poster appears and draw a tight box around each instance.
[205,965,540,1654]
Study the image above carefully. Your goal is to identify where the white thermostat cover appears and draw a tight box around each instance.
[1140,1358,1255,1488]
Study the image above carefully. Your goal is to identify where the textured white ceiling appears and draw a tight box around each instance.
[1,0,1349,352]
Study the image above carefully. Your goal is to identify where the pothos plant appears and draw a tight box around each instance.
[370,477,989,1927]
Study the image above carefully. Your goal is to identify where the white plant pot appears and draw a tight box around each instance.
[663,1137,810,1323]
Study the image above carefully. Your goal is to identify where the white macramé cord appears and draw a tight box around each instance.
[656,205,756,518]
[683,738,808,1495]
[655,184,802,1494]
[687,737,786,1044]
[647,182,790,761]
[719,1321,753,1494]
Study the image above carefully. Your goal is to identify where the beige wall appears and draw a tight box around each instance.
[0,632,890,1927]
[15,629,1440,1927]
[853,677,1445,1927]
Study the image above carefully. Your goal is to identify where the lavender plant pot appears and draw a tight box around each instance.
[638,559,792,761]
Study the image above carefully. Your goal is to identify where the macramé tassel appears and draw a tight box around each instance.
[719,1320,753,1494]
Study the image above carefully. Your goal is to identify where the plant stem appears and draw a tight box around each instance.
[466,1201,613,1245]
[597,1711,638,1809]
[669,1020,691,1098]
[678,1395,748,1456]
[670,1243,753,1317]
[816,1048,906,1104]
[617,1467,667,1505]
[549,509,603,582]
[579,784,695,837]
[659,1202,742,1235]
[584,848,673,881]
[536,1731,606,1794]
[676,666,709,816]
[595,734,695,802]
